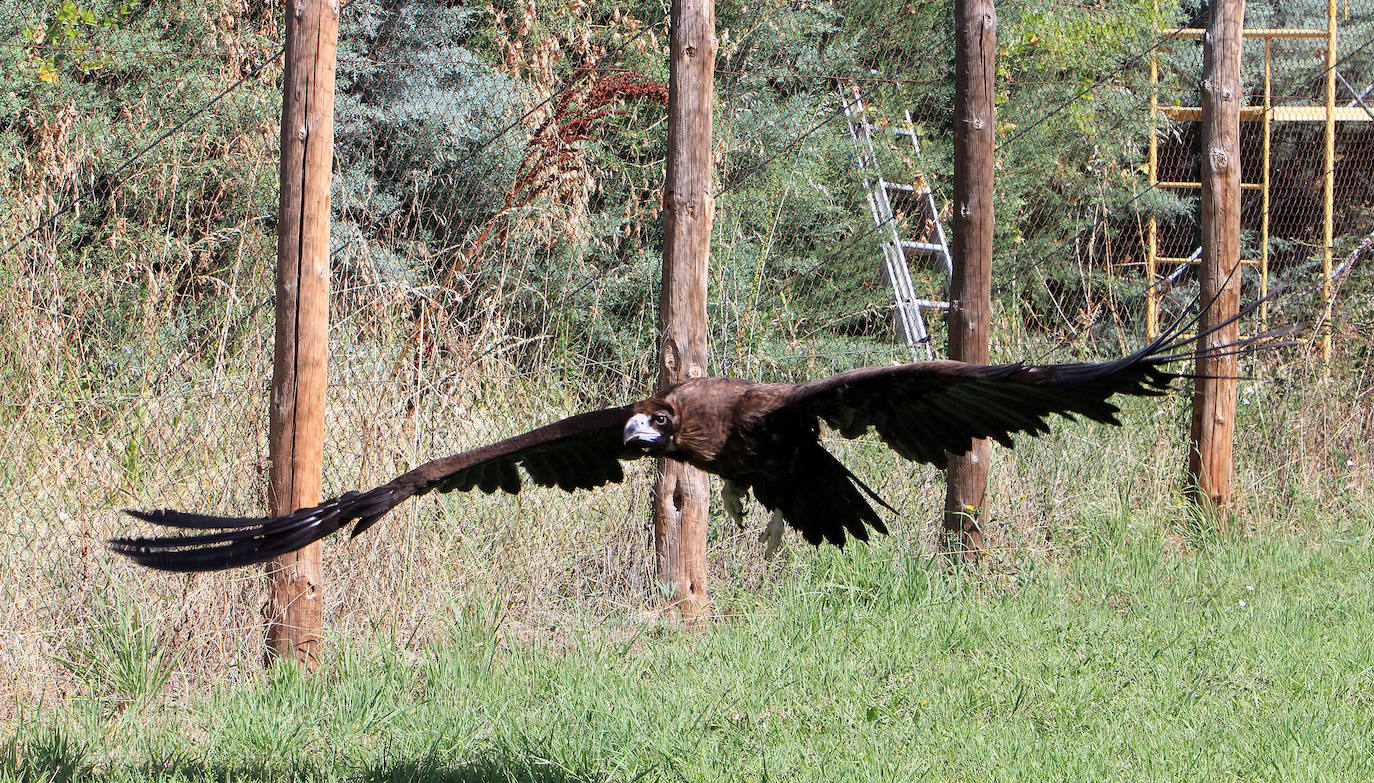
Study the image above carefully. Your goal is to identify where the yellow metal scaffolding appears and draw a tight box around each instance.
[1145,3,1365,361]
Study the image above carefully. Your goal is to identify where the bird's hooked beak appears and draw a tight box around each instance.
[623,413,667,450]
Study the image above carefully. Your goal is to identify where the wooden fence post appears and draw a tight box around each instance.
[654,0,715,618]
[943,0,996,560]
[1321,0,1336,363]
[266,0,339,668]
[1188,0,1244,527]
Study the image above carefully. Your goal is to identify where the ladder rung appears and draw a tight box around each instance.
[882,182,930,199]
[895,128,917,138]
[911,299,950,310]
[1157,180,1265,191]
[901,240,945,254]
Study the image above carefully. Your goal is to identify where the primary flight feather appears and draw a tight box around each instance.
[111,296,1283,571]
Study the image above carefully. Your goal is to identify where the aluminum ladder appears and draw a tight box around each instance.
[838,79,951,361]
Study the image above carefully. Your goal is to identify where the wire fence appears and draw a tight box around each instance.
[3,0,1373,706]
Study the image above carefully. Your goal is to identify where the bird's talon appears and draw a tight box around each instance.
[761,510,785,559]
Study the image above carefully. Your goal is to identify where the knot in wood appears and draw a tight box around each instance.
[685,45,697,58]
[1208,147,1229,172]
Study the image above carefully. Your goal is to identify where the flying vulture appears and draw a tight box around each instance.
[110,299,1278,572]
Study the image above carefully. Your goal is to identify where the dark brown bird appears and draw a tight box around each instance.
[110,299,1280,571]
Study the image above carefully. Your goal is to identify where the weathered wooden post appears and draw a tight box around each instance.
[1321,0,1336,363]
[1188,0,1244,527]
[655,0,714,618]
[266,0,338,667]
[943,0,996,560]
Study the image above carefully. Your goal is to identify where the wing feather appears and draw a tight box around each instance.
[769,296,1287,468]
[110,405,639,572]
[521,451,557,487]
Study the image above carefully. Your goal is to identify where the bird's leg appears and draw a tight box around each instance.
[722,480,747,529]
[760,509,785,559]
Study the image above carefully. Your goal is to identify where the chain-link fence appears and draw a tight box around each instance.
[3,0,1372,708]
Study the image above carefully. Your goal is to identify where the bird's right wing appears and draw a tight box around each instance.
[764,295,1289,468]
[110,405,640,572]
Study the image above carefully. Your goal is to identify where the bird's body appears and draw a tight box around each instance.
[656,378,799,481]
[111,297,1284,573]
[651,377,888,550]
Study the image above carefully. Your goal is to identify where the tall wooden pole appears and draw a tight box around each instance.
[1321,0,1337,363]
[266,0,338,668]
[943,0,996,560]
[1147,51,1160,339]
[1187,0,1244,527]
[1261,37,1272,332]
[655,0,714,618]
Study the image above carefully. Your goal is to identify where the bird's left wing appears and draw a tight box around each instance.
[766,303,1282,468]
[110,405,639,572]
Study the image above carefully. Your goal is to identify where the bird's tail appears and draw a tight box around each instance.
[752,444,892,548]
[109,484,406,572]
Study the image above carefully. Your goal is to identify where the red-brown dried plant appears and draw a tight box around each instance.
[461,67,667,266]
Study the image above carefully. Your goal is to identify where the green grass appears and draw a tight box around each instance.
[5,515,1372,783]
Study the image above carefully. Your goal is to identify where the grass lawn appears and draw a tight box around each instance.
[5,516,1372,783]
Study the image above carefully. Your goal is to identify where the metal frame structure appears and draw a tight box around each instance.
[838,80,952,361]
[1145,2,1368,361]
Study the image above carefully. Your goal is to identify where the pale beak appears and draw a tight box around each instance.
[623,413,666,448]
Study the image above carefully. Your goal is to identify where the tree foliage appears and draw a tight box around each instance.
[6,0,1371,378]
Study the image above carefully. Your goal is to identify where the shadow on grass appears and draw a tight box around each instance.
[360,753,653,783]
[1,745,653,783]
[1,723,92,783]
[2,714,653,783]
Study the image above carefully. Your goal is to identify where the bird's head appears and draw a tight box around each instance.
[623,400,678,454]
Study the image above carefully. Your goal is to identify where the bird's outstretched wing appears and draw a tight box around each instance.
[768,297,1288,468]
[110,405,638,571]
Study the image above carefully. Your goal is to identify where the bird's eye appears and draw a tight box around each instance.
[653,413,669,426]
